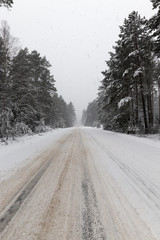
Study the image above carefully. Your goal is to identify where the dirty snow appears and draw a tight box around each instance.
[0,128,71,182]
[0,127,160,239]
[1,127,160,239]
[84,127,160,239]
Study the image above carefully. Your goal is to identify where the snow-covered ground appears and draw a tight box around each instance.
[1,127,160,239]
[84,127,160,239]
[1,126,160,182]
[0,128,71,182]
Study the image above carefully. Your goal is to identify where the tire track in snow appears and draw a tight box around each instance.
[82,167,107,240]
[87,132,160,210]
[80,132,107,240]
[0,156,52,233]
[0,132,73,234]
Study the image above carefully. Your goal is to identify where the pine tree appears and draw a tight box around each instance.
[37,57,56,124]
[149,0,160,55]
[81,109,87,125]
[0,37,6,110]
[10,48,37,130]
[10,48,57,131]
[0,21,76,139]
[66,102,76,127]
[98,12,154,133]
[82,100,98,127]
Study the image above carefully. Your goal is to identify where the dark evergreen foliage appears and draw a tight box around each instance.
[66,102,76,127]
[82,100,99,127]
[0,23,76,141]
[97,11,159,134]
[149,0,160,55]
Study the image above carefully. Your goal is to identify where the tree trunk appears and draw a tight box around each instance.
[159,91,160,125]
[147,94,153,131]
[135,80,139,126]
[140,76,148,133]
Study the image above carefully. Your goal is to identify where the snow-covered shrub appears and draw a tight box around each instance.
[34,118,46,133]
[14,122,32,136]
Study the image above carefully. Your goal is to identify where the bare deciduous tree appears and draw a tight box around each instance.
[0,20,19,59]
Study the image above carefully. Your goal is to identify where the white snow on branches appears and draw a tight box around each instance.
[123,69,129,77]
[128,50,139,57]
[133,68,143,77]
[118,97,132,108]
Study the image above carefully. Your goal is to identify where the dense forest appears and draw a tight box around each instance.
[1,0,160,136]
[0,20,76,141]
[97,0,160,134]
[81,100,99,127]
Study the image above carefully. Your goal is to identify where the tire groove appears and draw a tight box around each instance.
[0,132,73,234]
[0,158,52,233]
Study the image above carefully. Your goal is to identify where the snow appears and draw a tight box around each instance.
[122,68,129,77]
[1,127,160,183]
[118,96,132,108]
[1,127,160,238]
[0,128,71,182]
[83,127,160,239]
[128,50,139,57]
[133,67,143,77]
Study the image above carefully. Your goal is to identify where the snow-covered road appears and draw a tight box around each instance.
[0,127,160,239]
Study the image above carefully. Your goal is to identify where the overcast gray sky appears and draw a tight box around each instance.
[0,0,155,119]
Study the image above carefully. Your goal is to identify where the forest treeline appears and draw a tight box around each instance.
[83,1,160,134]
[0,21,76,140]
[82,100,99,127]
